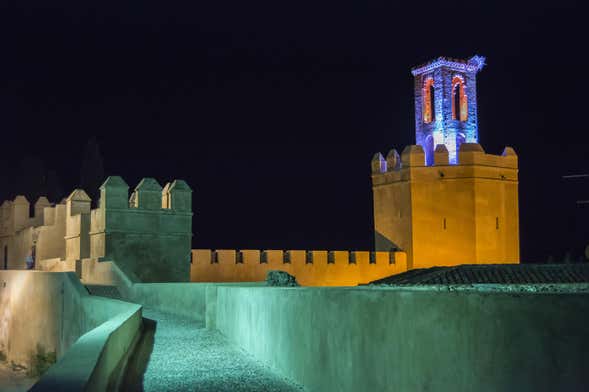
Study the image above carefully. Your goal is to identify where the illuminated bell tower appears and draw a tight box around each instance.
[371,55,520,269]
[412,55,485,165]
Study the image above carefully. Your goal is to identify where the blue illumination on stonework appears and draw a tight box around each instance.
[411,55,485,165]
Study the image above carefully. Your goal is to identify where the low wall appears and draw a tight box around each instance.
[0,271,141,391]
[78,258,258,324]
[191,249,408,286]
[215,285,589,392]
[130,283,209,323]
[30,296,141,392]
[0,271,86,368]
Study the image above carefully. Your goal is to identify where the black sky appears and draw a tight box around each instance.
[0,0,587,261]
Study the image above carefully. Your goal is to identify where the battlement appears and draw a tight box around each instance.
[90,176,192,237]
[1,176,192,280]
[371,143,518,186]
[90,176,193,282]
[95,176,192,213]
[191,249,408,286]
[371,142,519,268]
[0,195,67,269]
[0,195,61,236]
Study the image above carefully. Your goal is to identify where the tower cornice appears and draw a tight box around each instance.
[411,55,485,76]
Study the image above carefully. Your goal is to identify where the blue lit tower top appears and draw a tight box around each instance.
[411,55,485,165]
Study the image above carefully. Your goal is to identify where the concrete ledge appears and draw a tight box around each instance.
[30,297,141,392]
[130,281,264,323]
[79,258,262,323]
[7,272,144,392]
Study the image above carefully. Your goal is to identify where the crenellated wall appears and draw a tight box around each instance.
[36,204,66,262]
[1,176,192,283]
[372,143,519,269]
[90,176,193,282]
[191,249,407,286]
[0,196,66,269]
[65,189,92,262]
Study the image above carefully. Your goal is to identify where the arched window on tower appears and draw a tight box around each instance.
[451,76,468,122]
[422,78,435,123]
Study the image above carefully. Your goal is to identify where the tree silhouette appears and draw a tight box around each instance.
[80,137,105,208]
[45,169,64,203]
[15,156,46,215]
[9,157,65,211]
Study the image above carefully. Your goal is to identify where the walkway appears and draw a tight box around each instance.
[123,308,305,392]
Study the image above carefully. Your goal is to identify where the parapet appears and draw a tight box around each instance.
[0,195,63,235]
[35,196,50,207]
[13,195,29,206]
[167,180,192,212]
[66,189,91,215]
[98,176,192,213]
[373,144,517,172]
[386,149,401,171]
[90,176,193,282]
[161,182,171,209]
[12,196,30,232]
[100,176,129,209]
[372,143,518,186]
[191,249,409,286]
[434,144,449,165]
[200,249,403,265]
[132,177,163,210]
[401,145,426,167]
[371,153,386,174]
[457,143,518,168]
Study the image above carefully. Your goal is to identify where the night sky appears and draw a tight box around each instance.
[1,1,587,262]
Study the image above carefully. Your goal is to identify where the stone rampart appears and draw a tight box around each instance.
[371,143,520,268]
[0,270,141,387]
[0,196,66,269]
[191,249,407,286]
[90,176,193,282]
[371,143,518,183]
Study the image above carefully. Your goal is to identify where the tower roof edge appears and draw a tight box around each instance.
[411,55,485,76]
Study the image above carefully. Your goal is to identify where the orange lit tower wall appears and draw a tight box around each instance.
[372,143,519,269]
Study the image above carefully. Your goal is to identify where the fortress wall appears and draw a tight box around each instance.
[0,271,72,368]
[0,271,141,390]
[0,197,67,270]
[2,177,192,282]
[216,285,589,392]
[90,177,192,282]
[35,205,66,262]
[3,227,33,269]
[191,249,408,286]
[0,271,108,367]
[372,144,519,268]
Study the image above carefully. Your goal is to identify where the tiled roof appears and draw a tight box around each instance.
[371,264,589,285]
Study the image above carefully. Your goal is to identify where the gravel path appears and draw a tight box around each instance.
[127,308,305,392]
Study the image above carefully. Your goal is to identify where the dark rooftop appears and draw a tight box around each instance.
[370,264,589,286]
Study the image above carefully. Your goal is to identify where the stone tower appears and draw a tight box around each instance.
[371,56,519,269]
[412,55,485,165]
[90,176,193,282]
